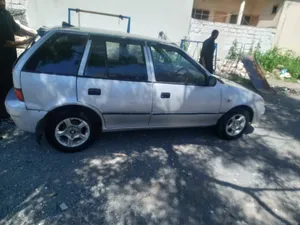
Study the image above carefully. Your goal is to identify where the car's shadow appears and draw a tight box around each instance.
[1,82,300,225]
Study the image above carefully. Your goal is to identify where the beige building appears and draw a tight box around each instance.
[274,0,300,55]
[192,0,300,55]
[192,0,284,27]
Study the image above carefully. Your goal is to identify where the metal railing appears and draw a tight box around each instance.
[180,39,218,73]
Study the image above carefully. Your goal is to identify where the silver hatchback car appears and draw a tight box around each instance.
[6,27,265,152]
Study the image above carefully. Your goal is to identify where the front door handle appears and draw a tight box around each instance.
[161,92,170,98]
[88,88,101,96]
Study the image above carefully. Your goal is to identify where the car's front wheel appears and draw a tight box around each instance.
[46,111,95,152]
[218,108,250,140]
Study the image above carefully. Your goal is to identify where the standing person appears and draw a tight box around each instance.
[0,0,35,121]
[199,30,219,74]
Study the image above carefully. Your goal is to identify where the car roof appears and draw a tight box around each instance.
[50,26,176,46]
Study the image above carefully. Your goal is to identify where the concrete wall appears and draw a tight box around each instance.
[274,0,300,55]
[257,0,284,28]
[187,19,276,60]
[25,0,194,43]
[193,0,284,28]
[5,0,28,25]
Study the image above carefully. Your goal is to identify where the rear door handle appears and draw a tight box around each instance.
[161,92,170,98]
[88,88,101,96]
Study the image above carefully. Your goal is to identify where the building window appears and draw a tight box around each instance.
[229,14,238,24]
[242,15,251,25]
[192,8,210,21]
[229,14,251,25]
[272,5,279,14]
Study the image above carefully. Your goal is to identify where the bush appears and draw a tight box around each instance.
[227,40,240,60]
[255,48,300,80]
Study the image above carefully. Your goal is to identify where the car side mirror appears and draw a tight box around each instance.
[207,76,217,86]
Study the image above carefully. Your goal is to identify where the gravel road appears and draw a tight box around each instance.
[1,90,300,225]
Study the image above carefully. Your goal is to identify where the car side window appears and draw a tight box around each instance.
[84,39,107,78]
[150,45,206,85]
[106,41,147,81]
[85,37,147,82]
[23,33,87,75]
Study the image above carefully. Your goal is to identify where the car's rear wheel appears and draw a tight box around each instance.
[218,108,250,140]
[46,111,95,152]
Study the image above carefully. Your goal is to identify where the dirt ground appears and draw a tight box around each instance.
[1,85,300,225]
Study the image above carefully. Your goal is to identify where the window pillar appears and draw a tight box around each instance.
[237,0,246,25]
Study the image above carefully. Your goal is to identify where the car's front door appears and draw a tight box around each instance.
[148,44,222,127]
[77,36,152,129]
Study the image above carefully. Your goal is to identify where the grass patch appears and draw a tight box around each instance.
[255,48,300,80]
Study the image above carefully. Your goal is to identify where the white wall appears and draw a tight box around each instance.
[26,0,194,43]
[188,19,276,60]
[274,0,300,55]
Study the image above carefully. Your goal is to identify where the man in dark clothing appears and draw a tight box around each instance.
[0,0,35,120]
[200,30,219,74]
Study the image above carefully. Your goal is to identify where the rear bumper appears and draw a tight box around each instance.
[5,89,47,133]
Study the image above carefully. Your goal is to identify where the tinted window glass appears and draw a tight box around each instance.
[150,45,206,85]
[106,41,147,81]
[85,40,107,78]
[23,33,87,75]
[84,39,147,81]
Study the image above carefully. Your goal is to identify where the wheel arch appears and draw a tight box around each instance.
[38,104,105,133]
[220,105,254,123]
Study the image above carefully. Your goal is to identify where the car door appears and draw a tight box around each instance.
[148,44,222,127]
[77,35,152,129]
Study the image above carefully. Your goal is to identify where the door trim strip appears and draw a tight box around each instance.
[78,39,92,76]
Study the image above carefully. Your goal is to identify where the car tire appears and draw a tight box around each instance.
[45,111,96,153]
[218,108,250,140]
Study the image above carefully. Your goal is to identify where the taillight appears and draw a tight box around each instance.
[14,88,24,102]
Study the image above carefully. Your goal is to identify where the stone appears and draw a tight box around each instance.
[59,203,68,212]
[279,72,292,79]
[237,62,244,70]
[285,72,292,78]
[272,69,281,76]
[49,192,58,197]
[277,65,285,69]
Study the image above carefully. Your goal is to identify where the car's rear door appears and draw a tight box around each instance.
[77,35,152,129]
[20,31,88,111]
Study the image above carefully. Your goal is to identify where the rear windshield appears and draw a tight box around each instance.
[22,33,87,75]
[14,35,41,67]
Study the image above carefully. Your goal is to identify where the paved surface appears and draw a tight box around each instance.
[1,88,300,225]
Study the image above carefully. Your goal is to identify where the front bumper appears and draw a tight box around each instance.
[5,89,47,133]
[252,101,265,124]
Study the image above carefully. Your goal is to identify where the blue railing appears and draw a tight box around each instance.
[68,8,131,33]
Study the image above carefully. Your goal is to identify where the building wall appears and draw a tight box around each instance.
[193,0,284,28]
[25,0,194,43]
[5,0,28,25]
[188,19,276,60]
[275,0,300,55]
[257,0,284,28]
